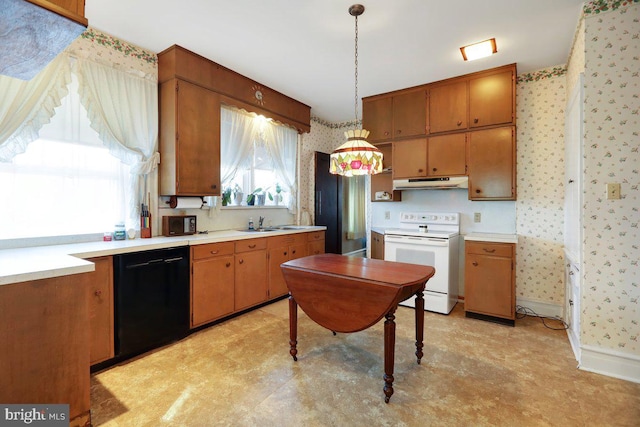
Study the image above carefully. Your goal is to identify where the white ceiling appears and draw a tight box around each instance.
[85,0,584,123]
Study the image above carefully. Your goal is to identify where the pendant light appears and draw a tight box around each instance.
[329,4,383,177]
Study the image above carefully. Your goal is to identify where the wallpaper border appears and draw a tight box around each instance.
[516,66,567,83]
[584,0,640,15]
[79,27,158,66]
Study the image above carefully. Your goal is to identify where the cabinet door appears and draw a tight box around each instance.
[469,69,514,128]
[392,138,427,179]
[191,255,234,327]
[465,253,513,318]
[308,240,325,256]
[176,80,221,195]
[428,80,468,133]
[268,246,290,298]
[427,133,466,176]
[393,90,426,139]
[235,250,268,310]
[371,231,384,260]
[468,127,515,200]
[88,256,114,365]
[363,97,393,142]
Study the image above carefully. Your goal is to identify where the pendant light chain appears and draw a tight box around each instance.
[354,14,359,125]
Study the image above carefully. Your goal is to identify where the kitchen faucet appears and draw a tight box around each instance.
[258,216,265,229]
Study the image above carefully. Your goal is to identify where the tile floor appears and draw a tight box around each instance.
[91,300,640,426]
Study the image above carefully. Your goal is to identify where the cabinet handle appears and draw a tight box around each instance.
[457,121,462,126]
[211,184,217,189]
[475,189,481,194]
[384,131,390,136]
[94,290,102,296]
[418,169,424,173]
[396,130,402,134]
[482,248,496,253]
[284,251,288,256]
[292,250,296,254]
[474,118,479,124]
[210,250,219,255]
[568,179,574,184]
[248,244,256,248]
[472,261,478,266]
[239,259,244,264]
[432,167,437,172]
[225,262,231,267]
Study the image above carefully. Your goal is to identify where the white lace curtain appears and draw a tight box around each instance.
[221,106,298,213]
[0,52,159,220]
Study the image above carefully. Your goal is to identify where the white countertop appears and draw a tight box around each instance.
[464,232,518,244]
[0,226,325,286]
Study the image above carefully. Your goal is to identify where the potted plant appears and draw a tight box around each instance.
[274,183,284,205]
[221,187,232,206]
[233,184,243,206]
[247,187,262,206]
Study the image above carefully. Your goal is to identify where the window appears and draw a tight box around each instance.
[0,78,132,240]
[220,106,297,209]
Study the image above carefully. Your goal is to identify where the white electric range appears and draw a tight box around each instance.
[383,212,460,314]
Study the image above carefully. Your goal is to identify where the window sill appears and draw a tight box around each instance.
[221,205,288,210]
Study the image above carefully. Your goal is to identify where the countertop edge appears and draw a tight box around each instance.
[0,227,326,286]
[463,233,518,244]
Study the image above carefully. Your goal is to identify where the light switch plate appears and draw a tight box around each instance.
[384,211,390,220]
[474,212,481,223]
[606,183,621,200]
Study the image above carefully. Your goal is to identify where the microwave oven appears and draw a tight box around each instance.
[162,215,196,236]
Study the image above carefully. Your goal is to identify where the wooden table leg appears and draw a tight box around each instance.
[415,290,424,364]
[383,308,396,403]
[289,295,298,361]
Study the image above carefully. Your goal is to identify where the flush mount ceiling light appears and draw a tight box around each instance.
[460,38,497,61]
[329,4,383,177]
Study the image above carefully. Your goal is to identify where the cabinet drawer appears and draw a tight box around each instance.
[235,238,267,253]
[268,233,306,248]
[192,242,234,260]
[308,241,325,255]
[466,241,513,258]
[306,231,325,241]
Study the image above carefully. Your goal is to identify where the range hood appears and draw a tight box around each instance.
[393,176,469,190]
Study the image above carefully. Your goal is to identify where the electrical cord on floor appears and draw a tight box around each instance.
[515,305,569,330]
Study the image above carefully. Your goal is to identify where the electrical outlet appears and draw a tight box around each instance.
[606,183,621,200]
[384,211,390,220]
[474,212,481,223]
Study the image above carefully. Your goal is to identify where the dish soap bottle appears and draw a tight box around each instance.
[248,217,254,230]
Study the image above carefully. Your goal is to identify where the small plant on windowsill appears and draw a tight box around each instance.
[221,187,232,206]
[233,184,244,206]
[247,187,273,206]
[274,183,285,205]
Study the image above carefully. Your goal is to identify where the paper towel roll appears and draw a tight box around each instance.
[168,196,203,209]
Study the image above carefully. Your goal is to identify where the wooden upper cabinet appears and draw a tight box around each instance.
[27,0,88,25]
[392,90,427,139]
[428,80,468,134]
[427,133,466,177]
[469,68,515,128]
[392,138,427,179]
[159,79,221,196]
[371,143,401,202]
[363,97,393,142]
[468,126,516,200]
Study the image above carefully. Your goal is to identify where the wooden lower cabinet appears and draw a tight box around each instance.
[371,231,384,260]
[307,231,325,255]
[234,238,268,311]
[191,242,235,328]
[464,241,515,325]
[268,234,308,298]
[190,230,325,328]
[88,256,114,365]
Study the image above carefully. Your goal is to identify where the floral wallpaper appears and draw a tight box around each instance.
[515,67,567,305]
[581,3,639,353]
[566,15,586,99]
[65,27,158,81]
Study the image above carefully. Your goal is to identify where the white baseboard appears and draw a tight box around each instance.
[516,297,563,318]
[580,345,640,384]
[567,328,581,361]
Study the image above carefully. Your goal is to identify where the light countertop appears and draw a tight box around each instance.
[0,226,325,286]
[464,232,518,244]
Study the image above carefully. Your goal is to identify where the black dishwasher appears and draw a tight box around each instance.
[114,246,189,359]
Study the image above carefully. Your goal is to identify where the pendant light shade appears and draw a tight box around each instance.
[329,4,382,177]
[330,129,383,176]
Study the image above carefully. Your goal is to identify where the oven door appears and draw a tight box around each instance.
[384,234,450,294]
